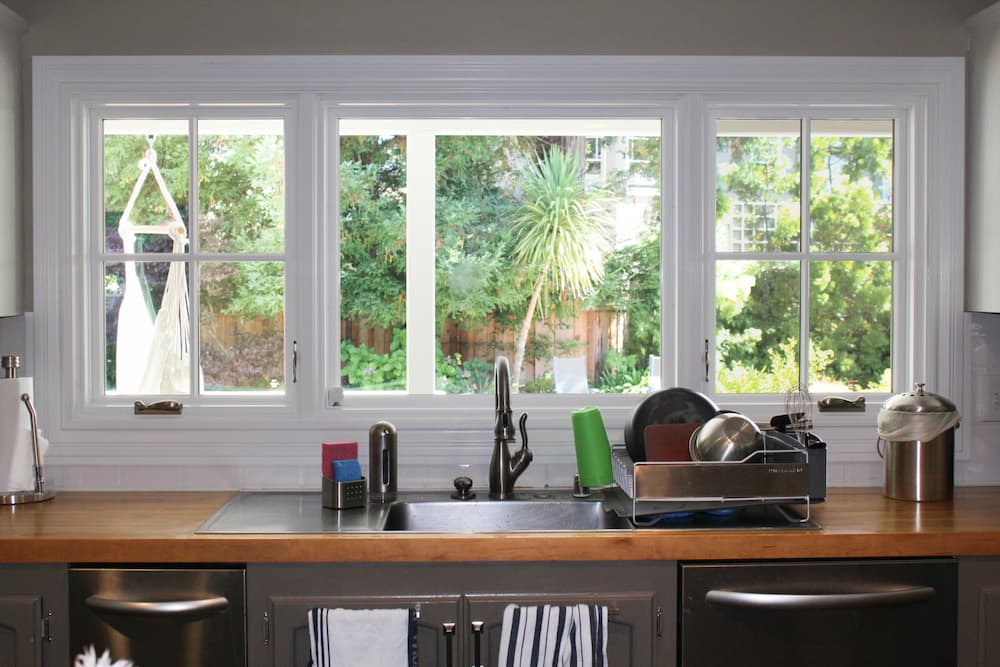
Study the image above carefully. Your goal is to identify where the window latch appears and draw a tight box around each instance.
[133,400,183,415]
[704,338,710,383]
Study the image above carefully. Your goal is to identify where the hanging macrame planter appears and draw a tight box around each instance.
[115,136,191,395]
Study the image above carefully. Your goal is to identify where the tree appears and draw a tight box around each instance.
[509,147,613,389]
[435,136,526,326]
[339,135,408,329]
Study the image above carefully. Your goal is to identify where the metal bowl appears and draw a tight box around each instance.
[689,412,764,462]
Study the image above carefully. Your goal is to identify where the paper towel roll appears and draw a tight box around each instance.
[0,377,49,492]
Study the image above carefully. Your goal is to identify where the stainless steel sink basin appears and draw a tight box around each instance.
[382,498,631,532]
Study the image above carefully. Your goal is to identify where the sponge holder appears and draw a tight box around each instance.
[322,475,367,510]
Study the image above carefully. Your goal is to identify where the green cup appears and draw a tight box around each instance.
[571,406,614,487]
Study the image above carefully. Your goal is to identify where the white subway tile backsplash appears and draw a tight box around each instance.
[181,465,242,490]
[239,465,304,490]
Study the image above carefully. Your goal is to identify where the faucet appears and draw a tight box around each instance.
[489,355,532,499]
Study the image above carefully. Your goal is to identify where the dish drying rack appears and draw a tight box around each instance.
[607,437,813,525]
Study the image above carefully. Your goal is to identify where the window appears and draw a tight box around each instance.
[336,118,663,397]
[712,117,897,395]
[100,112,288,400]
[32,57,964,463]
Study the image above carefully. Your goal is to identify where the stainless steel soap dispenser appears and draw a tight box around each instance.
[368,420,398,503]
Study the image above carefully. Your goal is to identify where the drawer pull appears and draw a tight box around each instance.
[442,622,455,667]
[471,620,484,667]
[706,585,935,610]
[85,594,230,617]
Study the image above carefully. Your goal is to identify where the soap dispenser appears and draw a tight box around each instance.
[368,420,398,503]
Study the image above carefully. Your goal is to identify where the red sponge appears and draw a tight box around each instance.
[322,441,359,479]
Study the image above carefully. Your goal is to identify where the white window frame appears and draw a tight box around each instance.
[32,56,964,466]
[706,109,907,400]
[91,106,296,405]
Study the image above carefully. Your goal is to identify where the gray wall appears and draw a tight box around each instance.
[3,0,994,57]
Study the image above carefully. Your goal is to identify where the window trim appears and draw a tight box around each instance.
[32,56,965,466]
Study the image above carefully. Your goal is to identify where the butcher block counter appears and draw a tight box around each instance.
[2,487,1000,563]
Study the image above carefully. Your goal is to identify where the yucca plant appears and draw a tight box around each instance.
[510,147,613,389]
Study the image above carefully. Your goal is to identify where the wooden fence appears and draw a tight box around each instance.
[208,309,627,384]
[342,309,624,384]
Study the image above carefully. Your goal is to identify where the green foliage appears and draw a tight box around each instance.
[596,349,649,394]
[588,228,661,361]
[435,136,528,324]
[436,352,494,395]
[341,329,407,390]
[199,133,285,249]
[512,147,614,300]
[339,136,408,329]
[717,340,833,394]
[521,373,555,394]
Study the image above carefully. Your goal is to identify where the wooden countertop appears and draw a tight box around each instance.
[2,488,1000,563]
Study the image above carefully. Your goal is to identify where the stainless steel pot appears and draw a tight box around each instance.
[876,383,960,502]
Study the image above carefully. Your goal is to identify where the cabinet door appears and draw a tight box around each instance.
[247,564,464,667]
[0,565,67,667]
[465,592,658,667]
[263,594,460,667]
[0,596,41,667]
[959,557,1000,667]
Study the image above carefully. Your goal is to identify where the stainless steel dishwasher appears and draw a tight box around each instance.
[69,567,246,667]
[681,558,956,667]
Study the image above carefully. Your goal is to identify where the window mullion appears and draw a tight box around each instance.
[188,117,200,397]
[799,117,811,391]
[406,129,436,394]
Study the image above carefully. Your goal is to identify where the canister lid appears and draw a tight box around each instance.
[882,383,957,414]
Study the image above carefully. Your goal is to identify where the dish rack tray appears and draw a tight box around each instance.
[608,442,811,523]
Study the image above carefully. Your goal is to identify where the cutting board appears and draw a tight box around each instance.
[643,423,699,461]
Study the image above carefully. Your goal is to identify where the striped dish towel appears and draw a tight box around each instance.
[498,603,608,667]
[307,607,418,667]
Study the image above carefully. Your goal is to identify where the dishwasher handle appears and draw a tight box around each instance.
[85,594,231,617]
[705,584,935,610]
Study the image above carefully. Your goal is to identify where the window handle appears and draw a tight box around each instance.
[133,400,183,415]
[292,340,298,384]
[704,338,710,383]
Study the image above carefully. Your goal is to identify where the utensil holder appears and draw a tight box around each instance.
[322,475,366,509]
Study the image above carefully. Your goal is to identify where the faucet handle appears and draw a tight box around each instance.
[451,476,476,500]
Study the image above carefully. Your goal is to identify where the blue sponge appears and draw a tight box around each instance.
[331,459,363,482]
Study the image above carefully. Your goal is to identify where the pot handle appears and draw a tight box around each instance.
[876,437,885,459]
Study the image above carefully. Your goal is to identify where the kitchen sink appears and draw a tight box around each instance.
[196,489,817,534]
[382,498,632,532]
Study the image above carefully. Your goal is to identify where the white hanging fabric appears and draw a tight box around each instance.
[116,138,191,394]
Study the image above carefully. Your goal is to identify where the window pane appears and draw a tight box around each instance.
[716,260,800,393]
[200,261,285,393]
[810,260,891,392]
[103,120,189,254]
[104,260,191,394]
[716,120,800,253]
[339,134,407,392]
[198,119,285,254]
[435,126,662,395]
[809,119,893,253]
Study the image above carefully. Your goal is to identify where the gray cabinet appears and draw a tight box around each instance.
[0,3,23,316]
[248,561,674,667]
[960,557,1000,667]
[0,564,68,667]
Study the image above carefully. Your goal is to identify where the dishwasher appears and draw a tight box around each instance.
[680,558,957,667]
[69,566,246,667]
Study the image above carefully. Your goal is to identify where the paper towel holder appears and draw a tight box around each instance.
[0,393,55,505]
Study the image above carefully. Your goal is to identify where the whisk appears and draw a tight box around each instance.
[784,386,814,440]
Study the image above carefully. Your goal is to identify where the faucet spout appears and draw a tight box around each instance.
[490,356,532,499]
